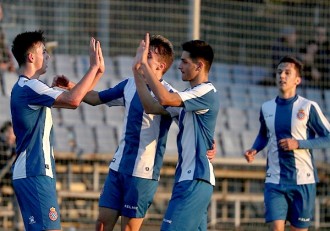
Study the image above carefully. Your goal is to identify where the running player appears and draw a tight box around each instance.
[244,55,330,231]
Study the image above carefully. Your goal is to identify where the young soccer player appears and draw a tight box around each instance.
[10,30,104,231]
[244,55,330,231]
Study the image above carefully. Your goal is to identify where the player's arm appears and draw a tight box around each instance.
[53,38,101,109]
[139,33,183,107]
[244,112,268,163]
[290,104,330,150]
[133,39,169,115]
[52,75,103,106]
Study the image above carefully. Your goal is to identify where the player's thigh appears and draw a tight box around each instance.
[161,180,213,231]
[13,176,61,231]
[264,183,289,223]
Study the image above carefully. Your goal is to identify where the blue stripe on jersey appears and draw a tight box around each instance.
[119,92,144,173]
[153,117,173,179]
[274,97,296,184]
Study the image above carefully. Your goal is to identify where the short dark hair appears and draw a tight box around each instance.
[277,55,303,77]
[11,30,46,66]
[149,35,174,74]
[181,40,214,71]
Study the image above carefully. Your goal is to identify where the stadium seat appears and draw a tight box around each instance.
[81,104,106,126]
[248,85,268,109]
[250,65,271,84]
[232,64,251,84]
[304,88,325,110]
[0,96,11,125]
[219,129,243,158]
[103,55,121,87]
[113,55,133,80]
[215,108,227,132]
[241,130,266,158]
[313,149,326,163]
[54,54,77,79]
[225,107,248,131]
[163,59,180,83]
[51,108,62,126]
[2,71,17,97]
[61,107,84,126]
[94,124,118,154]
[53,124,75,153]
[165,122,179,156]
[246,109,260,131]
[228,84,250,109]
[72,124,96,154]
[104,106,125,140]
[209,62,233,85]
[216,84,231,108]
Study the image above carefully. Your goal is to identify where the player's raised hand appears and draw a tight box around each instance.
[141,32,150,65]
[132,39,145,72]
[89,37,100,70]
[97,40,105,75]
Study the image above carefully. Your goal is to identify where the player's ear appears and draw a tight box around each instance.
[196,61,204,71]
[27,52,34,63]
[296,76,302,85]
[158,62,166,71]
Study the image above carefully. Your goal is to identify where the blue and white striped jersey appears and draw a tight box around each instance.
[98,77,175,180]
[166,82,219,186]
[253,95,330,185]
[10,76,62,180]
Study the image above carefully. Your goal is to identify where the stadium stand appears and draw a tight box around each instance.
[0,96,11,125]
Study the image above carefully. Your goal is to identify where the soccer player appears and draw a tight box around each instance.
[244,55,330,231]
[10,30,104,231]
[133,33,219,231]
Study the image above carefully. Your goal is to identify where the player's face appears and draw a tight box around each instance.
[32,42,50,75]
[178,51,199,82]
[276,62,301,96]
[147,47,162,77]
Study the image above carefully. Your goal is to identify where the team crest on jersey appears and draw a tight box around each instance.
[297,109,306,120]
[48,207,58,221]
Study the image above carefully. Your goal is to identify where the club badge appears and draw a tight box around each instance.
[297,109,305,120]
[49,207,58,221]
